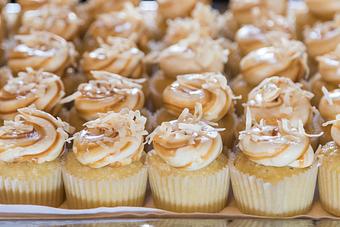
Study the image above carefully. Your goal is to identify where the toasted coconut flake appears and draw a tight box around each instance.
[322,86,334,105]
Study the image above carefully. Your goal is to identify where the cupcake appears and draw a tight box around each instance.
[0,68,65,121]
[231,113,319,216]
[82,37,145,80]
[244,77,322,141]
[230,0,288,26]
[8,31,82,96]
[62,71,145,131]
[306,0,340,20]
[84,3,147,51]
[318,88,340,143]
[63,109,148,209]
[304,15,340,59]
[240,39,308,86]
[310,45,340,105]
[317,115,340,216]
[19,4,82,43]
[0,106,71,206]
[157,72,238,148]
[235,11,295,56]
[149,36,228,79]
[231,39,308,115]
[146,106,230,212]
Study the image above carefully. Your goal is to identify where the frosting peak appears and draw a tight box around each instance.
[147,106,223,171]
[72,109,147,168]
[0,107,71,163]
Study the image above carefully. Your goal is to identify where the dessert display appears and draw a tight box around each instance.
[231,111,319,216]
[63,109,148,208]
[147,106,229,212]
[0,106,71,206]
[0,0,340,221]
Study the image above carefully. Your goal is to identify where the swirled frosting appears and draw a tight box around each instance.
[0,107,71,163]
[18,0,78,12]
[163,72,234,122]
[147,106,223,171]
[245,77,314,126]
[239,113,315,168]
[85,3,145,46]
[0,68,64,120]
[155,36,228,78]
[304,15,340,58]
[306,0,340,20]
[319,87,340,121]
[230,0,287,25]
[62,71,145,121]
[82,37,144,79]
[8,32,77,76]
[19,4,82,41]
[236,11,294,55]
[317,45,340,84]
[240,39,308,86]
[72,109,147,168]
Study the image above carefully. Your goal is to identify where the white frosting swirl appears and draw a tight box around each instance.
[0,107,71,163]
[147,106,223,171]
[72,109,147,168]
[0,68,65,120]
[61,71,145,121]
[239,113,315,168]
[8,31,77,76]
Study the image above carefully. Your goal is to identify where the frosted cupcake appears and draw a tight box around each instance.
[147,106,229,212]
[232,39,308,114]
[8,31,82,96]
[231,113,319,216]
[62,71,145,131]
[85,3,147,51]
[310,45,340,105]
[19,4,82,42]
[0,106,71,206]
[304,15,340,59]
[230,0,288,26]
[317,115,340,216]
[63,109,148,209]
[235,11,295,56]
[156,72,238,148]
[0,68,65,121]
[82,37,145,80]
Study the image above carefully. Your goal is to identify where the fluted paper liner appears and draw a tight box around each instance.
[62,165,148,209]
[148,160,230,213]
[0,164,64,207]
[230,158,318,217]
[319,162,340,216]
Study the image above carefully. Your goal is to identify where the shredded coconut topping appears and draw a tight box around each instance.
[72,109,147,145]
[146,104,224,145]
[247,77,314,107]
[3,68,60,96]
[61,71,145,103]
[240,109,322,145]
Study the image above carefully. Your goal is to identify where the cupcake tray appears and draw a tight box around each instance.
[0,194,338,220]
